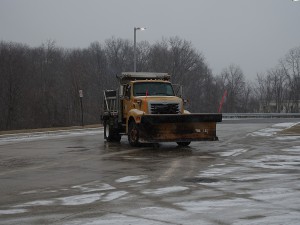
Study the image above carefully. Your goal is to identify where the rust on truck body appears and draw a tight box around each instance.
[138,114,222,143]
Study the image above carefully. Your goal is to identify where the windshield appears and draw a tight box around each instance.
[133,82,175,96]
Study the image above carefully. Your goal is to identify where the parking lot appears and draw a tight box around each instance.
[0,118,300,225]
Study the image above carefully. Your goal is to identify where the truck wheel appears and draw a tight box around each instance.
[177,142,191,147]
[104,120,110,140]
[128,121,140,147]
[104,120,121,142]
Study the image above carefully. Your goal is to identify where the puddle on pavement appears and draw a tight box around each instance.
[66,146,90,152]
[0,158,33,168]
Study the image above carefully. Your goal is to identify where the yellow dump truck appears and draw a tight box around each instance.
[102,72,222,146]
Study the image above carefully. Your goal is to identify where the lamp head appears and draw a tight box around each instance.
[135,27,147,31]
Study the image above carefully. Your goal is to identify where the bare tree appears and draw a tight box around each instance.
[218,64,246,112]
[148,39,171,73]
[169,37,204,84]
[0,42,29,129]
[105,37,133,77]
[135,41,151,72]
[269,68,288,112]
[279,46,300,112]
[255,74,270,112]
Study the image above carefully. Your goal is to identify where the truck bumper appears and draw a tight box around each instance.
[138,114,222,143]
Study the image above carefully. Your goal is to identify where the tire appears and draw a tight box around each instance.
[104,120,121,142]
[104,120,110,140]
[112,134,121,142]
[176,142,191,147]
[128,121,140,147]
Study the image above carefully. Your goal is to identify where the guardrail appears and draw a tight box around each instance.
[222,113,300,118]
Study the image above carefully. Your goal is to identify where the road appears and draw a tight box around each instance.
[0,119,300,225]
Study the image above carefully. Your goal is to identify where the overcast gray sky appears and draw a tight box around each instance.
[1,0,299,80]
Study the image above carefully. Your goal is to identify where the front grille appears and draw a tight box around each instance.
[150,103,180,114]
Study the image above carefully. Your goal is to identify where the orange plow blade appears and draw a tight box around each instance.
[138,114,222,143]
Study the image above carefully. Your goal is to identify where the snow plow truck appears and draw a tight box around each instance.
[102,72,222,146]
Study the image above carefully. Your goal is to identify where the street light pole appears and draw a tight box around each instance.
[133,27,146,72]
[134,27,137,72]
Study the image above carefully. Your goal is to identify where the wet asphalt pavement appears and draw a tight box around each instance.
[0,118,300,225]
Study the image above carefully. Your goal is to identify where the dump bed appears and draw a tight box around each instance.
[119,72,170,85]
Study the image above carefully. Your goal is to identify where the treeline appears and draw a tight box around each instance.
[0,38,299,130]
[256,47,300,113]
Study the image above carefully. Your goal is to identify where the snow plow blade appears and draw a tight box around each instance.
[138,114,222,143]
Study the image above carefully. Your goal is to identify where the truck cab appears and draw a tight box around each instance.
[123,80,183,116]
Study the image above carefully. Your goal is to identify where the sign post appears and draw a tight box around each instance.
[79,90,84,127]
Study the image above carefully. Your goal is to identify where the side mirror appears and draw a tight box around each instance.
[172,84,183,97]
[183,99,190,109]
[183,99,189,104]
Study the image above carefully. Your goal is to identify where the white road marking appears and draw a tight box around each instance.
[157,159,180,182]
[142,186,189,195]
[115,175,148,183]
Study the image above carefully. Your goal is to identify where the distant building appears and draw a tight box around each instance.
[260,100,300,113]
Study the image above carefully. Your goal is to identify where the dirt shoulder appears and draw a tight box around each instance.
[0,124,102,136]
[279,123,300,136]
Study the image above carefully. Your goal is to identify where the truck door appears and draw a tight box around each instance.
[123,84,132,119]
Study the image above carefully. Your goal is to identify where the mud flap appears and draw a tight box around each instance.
[138,114,222,143]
